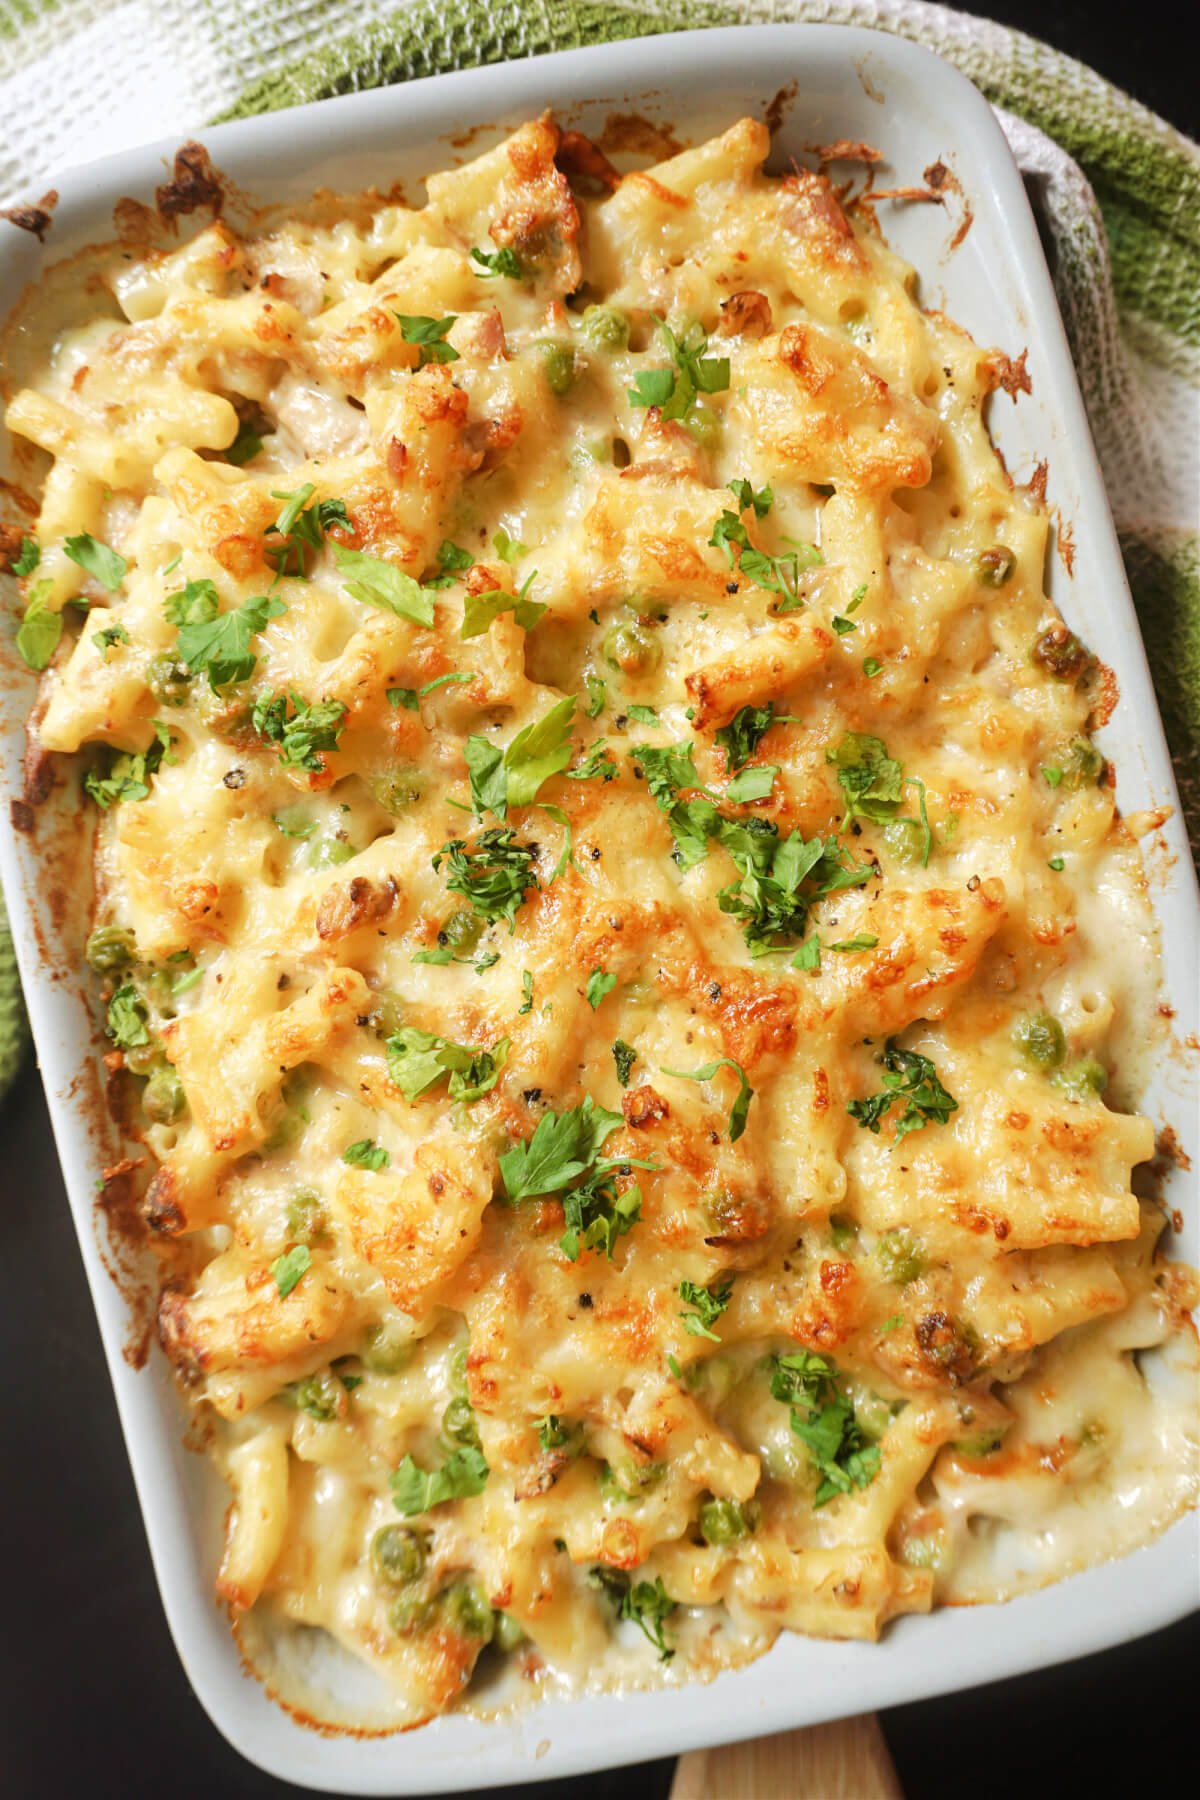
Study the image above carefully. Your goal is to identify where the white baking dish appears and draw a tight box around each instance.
[1,23,1196,1794]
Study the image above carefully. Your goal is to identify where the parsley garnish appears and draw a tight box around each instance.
[13,536,40,577]
[714,819,871,954]
[396,313,460,366]
[64,533,126,591]
[627,319,729,422]
[15,581,62,670]
[387,1027,509,1103]
[85,721,172,808]
[1048,856,1065,871]
[660,1057,754,1141]
[628,741,708,809]
[613,1039,637,1086]
[829,934,878,952]
[726,764,778,804]
[461,571,545,639]
[424,540,473,588]
[588,1568,677,1661]
[863,656,883,678]
[390,1444,488,1514]
[708,507,821,609]
[792,937,821,972]
[92,621,131,658]
[225,420,265,466]
[847,1039,958,1139]
[584,675,607,718]
[499,1099,657,1259]
[106,983,149,1048]
[537,1415,577,1452]
[264,486,349,577]
[167,582,285,689]
[271,1244,312,1299]
[768,1351,882,1507]
[519,970,535,1014]
[714,702,783,771]
[471,245,525,279]
[726,478,773,517]
[251,692,347,771]
[332,545,438,626]
[678,1277,733,1341]
[434,830,539,930]
[464,694,576,818]
[586,968,617,1010]
[493,530,527,564]
[342,1139,389,1170]
[828,732,933,865]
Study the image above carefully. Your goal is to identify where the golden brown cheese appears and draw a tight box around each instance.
[6,115,1196,1729]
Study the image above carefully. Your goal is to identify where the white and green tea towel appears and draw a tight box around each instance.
[1,0,1197,1102]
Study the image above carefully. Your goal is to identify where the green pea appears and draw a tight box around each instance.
[285,1191,328,1246]
[145,652,192,707]
[492,1610,526,1653]
[580,305,630,350]
[389,1593,433,1634]
[828,1213,858,1253]
[86,924,136,973]
[1061,737,1104,789]
[293,1369,345,1422]
[373,1524,428,1586]
[1012,1011,1066,1071]
[308,837,356,869]
[951,1427,1008,1457]
[123,1037,161,1078]
[601,1459,663,1501]
[439,1580,495,1642]
[368,769,423,813]
[602,619,661,677]
[1053,1056,1107,1102]
[874,1230,927,1285]
[142,1063,186,1124]
[360,1323,413,1373]
[370,990,406,1039]
[442,910,483,957]
[881,817,926,866]
[441,1394,481,1449]
[1031,626,1089,681]
[685,405,721,449]
[900,1530,948,1572]
[698,1497,758,1545]
[976,546,1016,587]
[537,341,577,396]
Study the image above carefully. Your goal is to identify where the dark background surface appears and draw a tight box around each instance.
[2,6,1196,1798]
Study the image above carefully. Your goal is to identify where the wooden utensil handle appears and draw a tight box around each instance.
[669,1711,902,1799]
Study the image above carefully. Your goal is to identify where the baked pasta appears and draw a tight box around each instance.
[4,114,1197,1726]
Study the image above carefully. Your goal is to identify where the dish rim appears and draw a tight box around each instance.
[1,21,1197,1793]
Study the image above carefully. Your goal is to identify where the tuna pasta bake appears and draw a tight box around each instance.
[4,114,1197,1726]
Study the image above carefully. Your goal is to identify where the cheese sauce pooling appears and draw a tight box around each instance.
[7,116,1196,1727]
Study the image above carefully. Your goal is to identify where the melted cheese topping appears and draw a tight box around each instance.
[8,116,1197,1728]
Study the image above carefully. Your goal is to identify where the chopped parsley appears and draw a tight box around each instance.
[92,621,131,658]
[627,319,729,423]
[264,486,350,577]
[628,740,707,809]
[225,420,265,466]
[661,1057,754,1142]
[424,540,474,588]
[768,1351,882,1507]
[792,937,820,972]
[498,1096,654,1261]
[342,1139,389,1170]
[847,1039,958,1139]
[863,656,883,678]
[85,721,172,809]
[586,968,617,1010]
[395,313,460,366]
[332,545,438,626]
[64,533,127,591]
[588,1567,677,1661]
[726,764,778,804]
[714,819,872,955]
[519,970,535,1013]
[387,1027,509,1103]
[390,1445,488,1514]
[714,702,785,771]
[678,1277,733,1341]
[15,582,62,671]
[1048,855,1065,871]
[167,581,285,689]
[271,1244,312,1299]
[434,829,539,930]
[626,704,660,726]
[828,732,933,865]
[12,536,40,577]
[464,694,576,819]
[106,983,149,1048]
[493,530,527,564]
[708,507,821,610]
[251,692,347,771]
[726,477,773,518]
[613,1039,637,1086]
[461,571,545,639]
[829,934,878,953]
[470,245,524,279]
[584,675,607,718]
